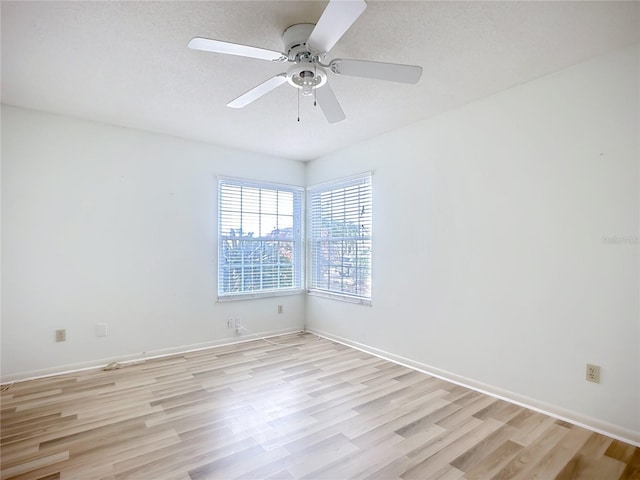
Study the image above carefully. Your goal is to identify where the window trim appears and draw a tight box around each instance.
[307,172,373,305]
[217,176,304,301]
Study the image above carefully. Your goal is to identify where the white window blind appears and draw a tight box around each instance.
[218,178,303,299]
[308,173,372,302]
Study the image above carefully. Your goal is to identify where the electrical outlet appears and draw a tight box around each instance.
[586,364,601,383]
[278,304,283,314]
[227,317,236,329]
[55,329,66,342]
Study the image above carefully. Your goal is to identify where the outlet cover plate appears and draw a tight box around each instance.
[55,329,66,342]
[586,363,601,383]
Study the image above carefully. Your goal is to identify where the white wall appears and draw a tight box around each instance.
[1,106,306,380]
[1,44,638,443]
[306,45,639,440]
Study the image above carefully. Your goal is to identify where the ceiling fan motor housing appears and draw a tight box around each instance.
[282,23,315,61]
[283,23,327,93]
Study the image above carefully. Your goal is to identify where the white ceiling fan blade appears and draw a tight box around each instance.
[307,0,367,55]
[331,59,423,84]
[227,74,287,108]
[315,81,346,123]
[188,37,286,62]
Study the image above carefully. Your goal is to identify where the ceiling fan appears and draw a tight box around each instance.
[188,0,423,123]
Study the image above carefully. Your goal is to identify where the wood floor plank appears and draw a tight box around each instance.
[0,451,69,479]
[511,425,593,479]
[449,422,518,472]
[1,332,638,480]
[400,418,504,479]
[463,439,523,479]
[491,423,570,480]
[555,452,626,480]
[362,416,482,479]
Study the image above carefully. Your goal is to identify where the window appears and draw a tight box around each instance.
[308,173,372,303]
[218,178,303,299]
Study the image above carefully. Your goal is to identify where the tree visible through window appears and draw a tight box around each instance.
[218,179,303,298]
[308,174,372,302]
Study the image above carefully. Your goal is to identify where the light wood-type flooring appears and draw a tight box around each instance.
[1,333,639,479]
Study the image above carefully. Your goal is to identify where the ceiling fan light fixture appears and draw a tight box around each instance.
[287,64,327,92]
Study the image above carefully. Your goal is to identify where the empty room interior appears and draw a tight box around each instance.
[1,1,639,479]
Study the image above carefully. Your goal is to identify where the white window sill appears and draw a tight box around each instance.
[307,289,372,306]
[217,289,304,302]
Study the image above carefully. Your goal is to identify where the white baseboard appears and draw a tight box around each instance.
[307,327,640,447]
[0,328,303,384]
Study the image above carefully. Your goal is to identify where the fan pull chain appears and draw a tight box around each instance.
[314,64,317,106]
[297,88,300,122]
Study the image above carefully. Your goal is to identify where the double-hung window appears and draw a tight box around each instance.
[308,173,372,303]
[218,178,303,299]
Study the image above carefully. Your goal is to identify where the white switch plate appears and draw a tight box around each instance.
[96,323,108,337]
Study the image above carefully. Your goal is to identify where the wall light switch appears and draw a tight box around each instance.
[96,323,108,337]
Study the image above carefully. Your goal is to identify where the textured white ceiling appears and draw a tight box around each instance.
[2,1,638,161]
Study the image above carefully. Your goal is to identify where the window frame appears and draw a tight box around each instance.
[307,172,372,305]
[217,177,304,301]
